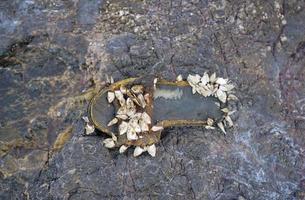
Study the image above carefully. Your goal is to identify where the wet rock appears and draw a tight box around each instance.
[1,0,305,199]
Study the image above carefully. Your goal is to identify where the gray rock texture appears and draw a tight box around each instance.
[1,0,305,199]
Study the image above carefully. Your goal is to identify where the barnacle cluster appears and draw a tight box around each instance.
[85,73,237,157]
[104,84,162,157]
[187,73,237,134]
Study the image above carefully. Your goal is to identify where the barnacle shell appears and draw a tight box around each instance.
[147,144,156,157]
[114,90,125,106]
[126,98,134,108]
[103,138,115,148]
[134,146,144,157]
[207,118,214,126]
[197,87,211,97]
[120,85,128,94]
[107,92,115,103]
[117,106,128,115]
[127,128,138,140]
[217,122,226,134]
[119,121,128,135]
[227,94,238,101]
[82,116,89,123]
[214,102,221,107]
[119,145,129,153]
[205,125,215,130]
[141,112,151,124]
[216,89,227,103]
[216,78,228,85]
[126,98,136,116]
[221,108,229,113]
[153,78,158,88]
[107,118,118,126]
[137,94,146,108]
[85,123,95,135]
[131,85,144,94]
[224,84,235,91]
[139,120,149,132]
[111,133,117,142]
[176,74,183,81]
[116,114,128,120]
[192,87,197,94]
[187,74,201,85]
[200,72,209,85]
[210,72,217,83]
[225,116,234,127]
[144,93,150,104]
[151,126,163,132]
[105,75,114,84]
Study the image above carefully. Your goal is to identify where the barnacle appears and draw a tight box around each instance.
[88,73,238,157]
[107,92,115,103]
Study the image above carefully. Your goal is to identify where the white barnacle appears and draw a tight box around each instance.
[146,144,156,157]
[133,122,142,133]
[197,87,211,97]
[139,119,149,132]
[207,118,214,126]
[114,90,125,106]
[151,125,164,132]
[119,121,128,135]
[85,123,95,135]
[192,87,196,94]
[119,145,129,153]
[224,83,235,91]
[205,125,215,130]
[216,89,227,103]
[120,85,128,94]
[153,78,158,89]
[103,138,115,148]
[217,122,226,134]
[126,107,136,117]
[105,74,111,84]
[187,74,201,85]
[227,94,238,101]
[133,146,145,157]
[107,118,118,126]
[216,78,228,85]
[219,85,228,92]
[132,112,142,119]
[200,72,209,85]
[221,108,229,113]
[117,105,128,115]
[133,98,142,107]
[111,133,117,142]
[141,112,151,124]
[107,91,115,103]
[225,116,234,127]
[116,114,128,120]
[206,83,214,90]
[176,74,183,81]
[137,94,146,108]
[228,110,236,116]
[126,98,135,109]
[131,85,144,94]
[127,128,138,140]
[82,116,89,123]
[209,72,217,83]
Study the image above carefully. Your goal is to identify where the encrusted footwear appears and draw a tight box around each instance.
[87,73,237,157]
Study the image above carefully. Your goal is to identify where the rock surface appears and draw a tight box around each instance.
[1,0,305,199]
